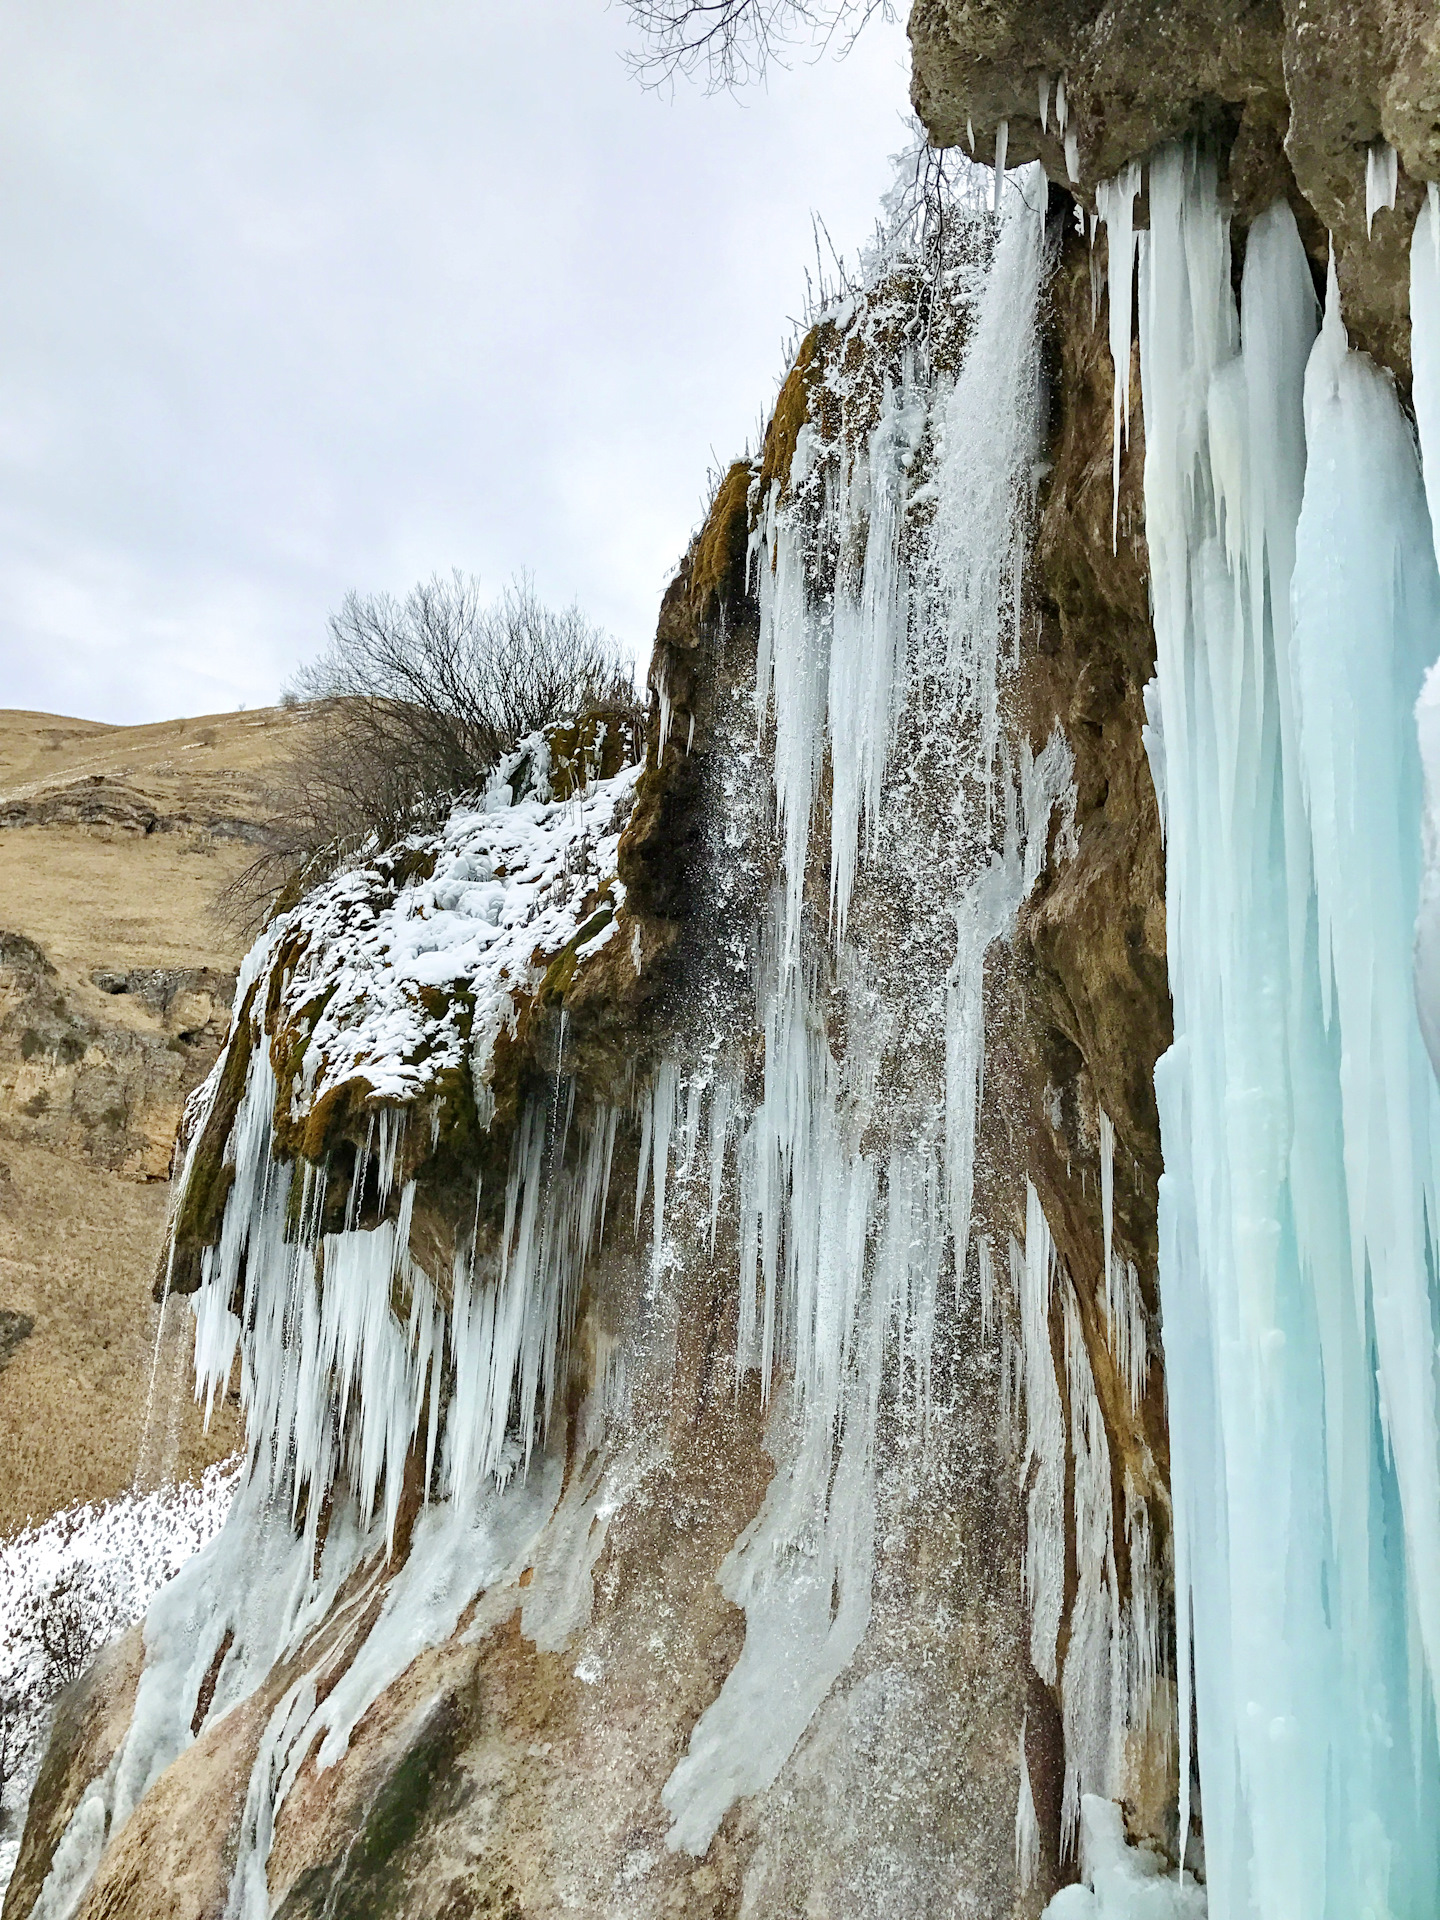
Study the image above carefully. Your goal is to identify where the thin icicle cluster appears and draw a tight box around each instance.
[1096,140,1440,1912]
[188,1044,618,1554]
[1005,1180,1165,1897]
[1098,1111,1149,1411]
[660,171,1093,1855]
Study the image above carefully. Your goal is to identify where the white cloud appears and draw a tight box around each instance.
[0,0,913,723]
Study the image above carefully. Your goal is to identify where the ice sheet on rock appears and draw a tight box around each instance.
[662,168,1085,1855]
[661,1307,881,1855]
[31,1469,378,1920]
[0,1462,239,1903]
[223,1456,566,1920]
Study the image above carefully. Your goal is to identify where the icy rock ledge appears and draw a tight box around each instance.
[1043,1798,1204,1918]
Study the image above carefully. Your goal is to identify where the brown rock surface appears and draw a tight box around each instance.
[0,705,307,1533]
[908,0,1439,377]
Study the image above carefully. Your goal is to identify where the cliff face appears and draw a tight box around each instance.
[6,196,1138,1920]
[909,0,1439,378]
[24,6,1440,1904]
[0,708,302,1533]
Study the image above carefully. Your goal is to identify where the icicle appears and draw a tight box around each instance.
[1020,1183,1065,1687]
[1060,1274,1122,1855]
[1366,137,1399,237]
[992,119,1009,215]
[1099,1107,1115,1305]
[1016,1718,1040,1890]
[977,1232,997,1337]
[1096,1108,1145,1406]
[1095,160,1143,548]
[1411,183,1440,1072]
[827,369,916,938]
[707,1077,734,1254]
[1039,75,1051,134]
[648,1060,679,1277]
[1138,137,1440,1914]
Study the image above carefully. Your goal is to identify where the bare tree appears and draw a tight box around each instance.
[621,0,895,91]
[0,1688,23,1808]
[223,572,641,929]
[34,1571,107,1693]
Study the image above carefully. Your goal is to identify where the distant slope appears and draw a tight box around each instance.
[0,706,306,1534]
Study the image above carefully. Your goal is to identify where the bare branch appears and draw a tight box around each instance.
[219,572,642,934]
[619,0,894,93]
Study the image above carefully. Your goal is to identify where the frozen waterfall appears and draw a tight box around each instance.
[1097,142,1440,1916]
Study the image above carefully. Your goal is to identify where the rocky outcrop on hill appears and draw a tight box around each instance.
[0,708,301,1534]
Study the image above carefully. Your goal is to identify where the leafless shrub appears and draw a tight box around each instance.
[621,0,894,91]
[0,1567,111,1819]
[0,1689,22,1807]
[222,572,641,931]
[33,1570,108,1692]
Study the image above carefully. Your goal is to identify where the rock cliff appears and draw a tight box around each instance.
[908,0,1440,377]
[12,3,1440,1913]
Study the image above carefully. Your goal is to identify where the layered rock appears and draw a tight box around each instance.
[909,0,1440,377]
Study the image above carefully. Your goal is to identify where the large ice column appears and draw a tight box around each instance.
[1409,192,1440,1075]
[1112,142,1440,1914]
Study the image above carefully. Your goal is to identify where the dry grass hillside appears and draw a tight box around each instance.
[0,705,307,1535]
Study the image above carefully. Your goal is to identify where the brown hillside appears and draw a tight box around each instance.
[0,705,306,1535]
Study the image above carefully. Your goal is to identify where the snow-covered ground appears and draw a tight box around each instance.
[0,1460,239,1896]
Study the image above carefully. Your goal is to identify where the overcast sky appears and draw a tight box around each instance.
[0,1,914,725]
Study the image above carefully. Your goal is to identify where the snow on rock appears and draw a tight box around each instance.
[163,733,644,1556]
[1042,1798,1205,1917]
[252,741,640,1122]
[0,1461,239,1899]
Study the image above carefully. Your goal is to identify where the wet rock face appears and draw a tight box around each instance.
[909,0,1439,376]
[1014,211,1169,1462]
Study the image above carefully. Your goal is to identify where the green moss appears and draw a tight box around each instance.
[170,979,261,1284]
[536,906,614,1008]
[690,459,754,618]
[271,1696,469,1920]
[758,322,836,502]
[296,1074,376,1165]
[544,709,641,801]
